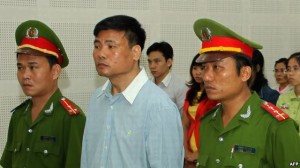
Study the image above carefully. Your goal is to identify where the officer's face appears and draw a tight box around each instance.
[147,51,171,81]
[201,54,250,101]
[17,54,60,97]
[93,29,140,79]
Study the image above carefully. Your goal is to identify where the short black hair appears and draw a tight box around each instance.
[231,53,253,86]
[93,15,146,50]
[288,52,300,66]
[274,57,288,67]
[146,41,174,60]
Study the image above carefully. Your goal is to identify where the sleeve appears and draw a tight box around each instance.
[146,103,184,168]
[0,114,14,168]
[176,85,188,114]
[267,119,300,168]
[63,111,86,168]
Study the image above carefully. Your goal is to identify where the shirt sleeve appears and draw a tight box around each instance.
[146,103,184,168]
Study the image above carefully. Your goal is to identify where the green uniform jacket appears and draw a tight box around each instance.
[197,92,300,168]
[0,89,86,168]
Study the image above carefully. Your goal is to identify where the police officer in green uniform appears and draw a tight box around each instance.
[0,20,86,168]
[193,18,300,168]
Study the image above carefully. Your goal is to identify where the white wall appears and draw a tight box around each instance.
[1,0,300,159]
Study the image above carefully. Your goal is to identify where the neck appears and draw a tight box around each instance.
[279,83,288,91]
[294,85,300,97]
[154,70,169,85]
[110,66,140,95]
[221,88,251,127]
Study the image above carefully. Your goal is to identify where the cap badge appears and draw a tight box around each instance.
[200,27,212,41]
[26,27,39,39]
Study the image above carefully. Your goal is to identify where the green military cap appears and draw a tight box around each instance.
[15,20,69,68]
[193,18,263,63]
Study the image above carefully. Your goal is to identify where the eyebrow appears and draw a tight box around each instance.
[94,38,116,44]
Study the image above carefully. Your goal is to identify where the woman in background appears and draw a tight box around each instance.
[182,54,219,168]
[273,58,291,94]
[277,52,300,136]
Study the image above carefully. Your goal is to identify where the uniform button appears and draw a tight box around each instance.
[218,137,224,142]
[26,148,30,151]
[43,150,48,154]
[28,129,33,133]
[216,158,221,164]
[14,148,17,152]
[238,163,243,168]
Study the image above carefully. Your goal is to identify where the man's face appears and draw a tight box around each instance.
[17,54,58,97]
[201,53,249,101]
[147,51,171,79]
[93,30,139,79]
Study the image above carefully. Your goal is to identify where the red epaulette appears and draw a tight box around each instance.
[261,101,289,121]
[60,97,80,115]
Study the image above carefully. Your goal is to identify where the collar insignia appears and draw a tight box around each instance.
[240,106,251,119]
[44,102,53,114]
[26,27,39,39]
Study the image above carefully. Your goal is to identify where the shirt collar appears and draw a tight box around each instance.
[152,72,172,87]
[100,67,149,104]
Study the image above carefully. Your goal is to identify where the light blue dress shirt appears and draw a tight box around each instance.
[81,68,184,168]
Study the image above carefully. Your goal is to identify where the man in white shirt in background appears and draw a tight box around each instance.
[147,41,188,113]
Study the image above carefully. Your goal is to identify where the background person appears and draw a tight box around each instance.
[0,20,86,168]
[277,52,300,136]
[273,58,291,94]
[251,49,280,104]
[81,15,183,168]
[182,53,218,168]
[147,41,188,112]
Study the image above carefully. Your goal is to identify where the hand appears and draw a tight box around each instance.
[184,150,198,162]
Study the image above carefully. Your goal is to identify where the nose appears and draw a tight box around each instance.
[149,62,155,69]
[19,67,30,80]
[93,47,105,60]
[202,66,213,82]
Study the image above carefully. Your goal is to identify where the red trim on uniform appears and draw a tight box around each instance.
[60,98,80,115]
[20,36,63,65]
[261,102,289,121]
[202,36,254,58]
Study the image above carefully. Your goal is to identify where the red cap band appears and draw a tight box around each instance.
[202,36,254,58]
[19,36,63,65]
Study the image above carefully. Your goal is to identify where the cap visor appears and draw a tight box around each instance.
[196,52,235,63]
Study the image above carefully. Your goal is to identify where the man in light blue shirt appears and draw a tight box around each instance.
[81,15,184,168]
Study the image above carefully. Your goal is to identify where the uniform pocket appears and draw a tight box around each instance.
[32,142,62,167]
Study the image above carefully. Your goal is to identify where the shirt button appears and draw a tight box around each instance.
[107,125,110,129]
[218,137,224,142]
[110,106,113,109]
[28,129,33,133]
[216,158,221,164]
[238,163,243,168]
[43,150,48,154]
[26,148,30,151]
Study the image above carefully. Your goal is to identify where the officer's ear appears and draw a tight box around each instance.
[51,64,61,80]
[240,66,252,82]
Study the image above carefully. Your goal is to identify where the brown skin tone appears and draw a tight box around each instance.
[201,53,252,127]
[287,57,300,96]
[147,51,172,85]
[182,65,204,162]
[274,62,289,91]
[93,30,141,95]
[17,54,61,121]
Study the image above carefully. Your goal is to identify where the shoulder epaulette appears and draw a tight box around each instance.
[261,101,289,121]
[59,97,80,115]
[10,99,31,113]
